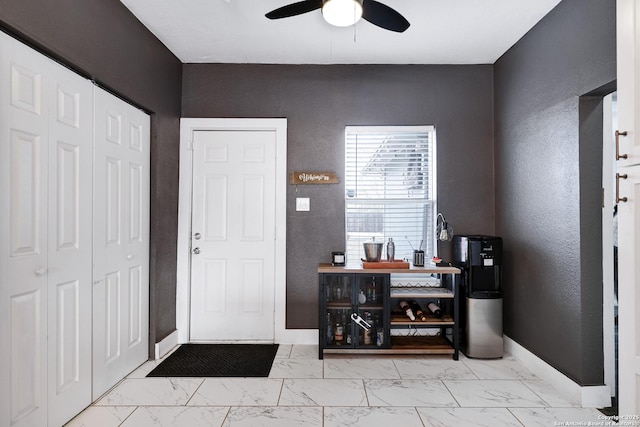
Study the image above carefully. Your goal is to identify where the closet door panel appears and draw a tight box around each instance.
[0,32,49,427]
[46,61,93,427]
[93,87,149,400]
[123,115,149,361]
[10,130,43,256]
[9,291,43,422]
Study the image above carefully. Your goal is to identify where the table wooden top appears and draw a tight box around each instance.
[317,263,461,274]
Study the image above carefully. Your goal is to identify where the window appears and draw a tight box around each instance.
[345,125,436,265]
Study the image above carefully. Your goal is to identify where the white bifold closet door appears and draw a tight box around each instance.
[92,86,150,400]
[0,32,93,427]
[0,32,150,426]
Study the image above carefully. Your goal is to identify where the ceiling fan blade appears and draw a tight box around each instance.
[265,0,323,19]
[362,0,410,32]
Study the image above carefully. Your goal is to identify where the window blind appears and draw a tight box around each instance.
[345,126,436,265]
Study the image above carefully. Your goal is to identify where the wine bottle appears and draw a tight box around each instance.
[363,311,373,345]
[409,300,427,322]
[334,318,343,344]
[374,313,383,346]
[367,280,376,302]
[427,302,443,318]
[363,327,372,345]
[326,312,333,344]
[399,300,415,321]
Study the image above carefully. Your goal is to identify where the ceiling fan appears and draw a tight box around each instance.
[265,0,410,33]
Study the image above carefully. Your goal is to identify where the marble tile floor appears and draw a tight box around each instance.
[66,344,607,427]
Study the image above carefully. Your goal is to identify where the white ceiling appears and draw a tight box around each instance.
[120,0,562,65]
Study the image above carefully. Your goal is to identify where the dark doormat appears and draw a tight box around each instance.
[147,344,279,377]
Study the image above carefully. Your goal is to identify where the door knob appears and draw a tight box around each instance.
[194,232,202,240]
[126,254,134,260]
[34,267,47,277]
[193,247,201,254]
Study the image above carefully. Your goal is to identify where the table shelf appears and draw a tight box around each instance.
[390,313,454,326]
[390,287,453,299]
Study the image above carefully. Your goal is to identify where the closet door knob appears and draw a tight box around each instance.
[617,173,629,203]
[126,254,134,260]
[616,130,629,161]
[193,247,201,255]
[34,267,47,277]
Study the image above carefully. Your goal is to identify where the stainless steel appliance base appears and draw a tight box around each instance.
[465,297,503,358]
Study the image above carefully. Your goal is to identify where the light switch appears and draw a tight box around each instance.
[296,197,310,211]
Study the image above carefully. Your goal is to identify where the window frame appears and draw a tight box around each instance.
[344,125,437,266]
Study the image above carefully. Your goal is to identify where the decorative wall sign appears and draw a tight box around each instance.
[290,171,339,185]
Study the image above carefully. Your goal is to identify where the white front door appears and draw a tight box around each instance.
[190,129,277,342]
[92,86,150,399]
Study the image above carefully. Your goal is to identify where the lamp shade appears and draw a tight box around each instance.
[322,0,363,27]
[436,213,454,242]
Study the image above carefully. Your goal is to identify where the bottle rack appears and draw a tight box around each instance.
[388,285,456,355]
[318,264,460,360]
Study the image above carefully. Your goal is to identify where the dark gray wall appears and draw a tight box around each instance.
[182,64,495,328]
[2,1,613,386]
[494,0,616,385]
[0,0,183,352]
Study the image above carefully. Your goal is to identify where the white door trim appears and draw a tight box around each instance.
[177,118,288,345]
[602,93,616,398]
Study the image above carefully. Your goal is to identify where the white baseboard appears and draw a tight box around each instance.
[275,328,317,345]
[176,327,317,346]
[154,330,179,360]
[504,336,611,408]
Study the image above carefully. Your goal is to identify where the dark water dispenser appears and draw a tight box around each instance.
[453,235,503,358]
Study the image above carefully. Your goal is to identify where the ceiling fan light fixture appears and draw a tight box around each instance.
[322,0,363,27]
